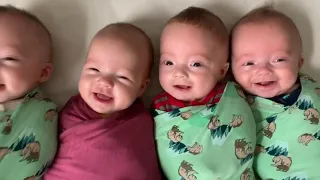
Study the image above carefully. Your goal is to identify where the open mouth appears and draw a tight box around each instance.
[255,81,275,86]
[0,84,5,90]
[94,93,113,102]
[174,85,191,90]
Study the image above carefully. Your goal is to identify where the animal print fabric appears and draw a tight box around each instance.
[154,82,256,180]
[0,88,57,180]
[252,74,320,180]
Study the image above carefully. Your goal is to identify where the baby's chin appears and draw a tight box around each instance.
[88,104,119,115]
[166,86,213,102]
[173,94,205,102]
[253,92,279,98]
[250,88,291,98]
[0,91,29,103]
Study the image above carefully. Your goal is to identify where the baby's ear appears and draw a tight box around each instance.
[298,57,304,69]
[39,62,53,83]
[224,62,230,73]
[138,78,150,97]
[220,62,230,77]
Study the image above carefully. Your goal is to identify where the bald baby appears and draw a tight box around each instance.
[231,6,304,98]
[0,5,53,102]
[230,6,320,180]
[44,22,162,180]
[79,22,154,114]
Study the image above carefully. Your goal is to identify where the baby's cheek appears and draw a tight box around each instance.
[159,73,169,82]
[235,73,247,84]
[118,87,136,106]
[79,78,93,94]
[159,75,171,90]
[279,70,296,81]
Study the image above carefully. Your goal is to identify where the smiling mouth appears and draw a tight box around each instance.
[174,85,191,90]
[255,81,275,86]
[94,93,113,102]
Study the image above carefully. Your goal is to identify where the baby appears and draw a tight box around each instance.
[152,7,256,180]
[231,6,320,180]
[0,5,58,180]
[44,23,162,180]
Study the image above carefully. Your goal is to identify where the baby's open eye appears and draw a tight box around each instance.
[191,62,202,67]
[242,62,254,66]
[164,61,173,66]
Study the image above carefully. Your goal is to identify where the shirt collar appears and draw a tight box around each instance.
[167,83,223,108]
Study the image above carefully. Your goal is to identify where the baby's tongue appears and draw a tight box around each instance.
[97,93,112,100]
[177,85,189,89]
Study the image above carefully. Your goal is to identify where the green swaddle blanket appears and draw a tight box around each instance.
[154,82,256,180]
[0,88,57,180]
[251,74,320,180]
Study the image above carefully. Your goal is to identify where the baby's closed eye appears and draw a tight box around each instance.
[117,75,130,81]
[88,68,99,72]
[117,74,133,83]
[0,56,19,61]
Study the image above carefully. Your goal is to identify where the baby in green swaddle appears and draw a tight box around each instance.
[152,6,256,180]
[0,5,57,180]
[231,6,320,180]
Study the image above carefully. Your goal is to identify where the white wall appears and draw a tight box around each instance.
[1,0,319,107]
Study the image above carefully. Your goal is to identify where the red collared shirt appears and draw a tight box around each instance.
[153,83,226,112]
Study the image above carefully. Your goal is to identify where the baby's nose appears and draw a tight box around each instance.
[256,66,273,76]
[174,68,188,78]
[97,76,114,88]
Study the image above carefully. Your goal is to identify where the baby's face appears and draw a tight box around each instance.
[232,22,303,98]
[79,35,149,114]
[0,15,51,103]
[160,23,228,102]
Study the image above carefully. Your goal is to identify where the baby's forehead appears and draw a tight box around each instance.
[0,13,52,60]
[235,20,301,51]
[241,19,294,34]
[232,8,302,53]
[92,32,148,59]
[0,14,39,35]
[89,34,150,71]
[164,22,227,43]
[89,23,153,78]
[97,25,148,43]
